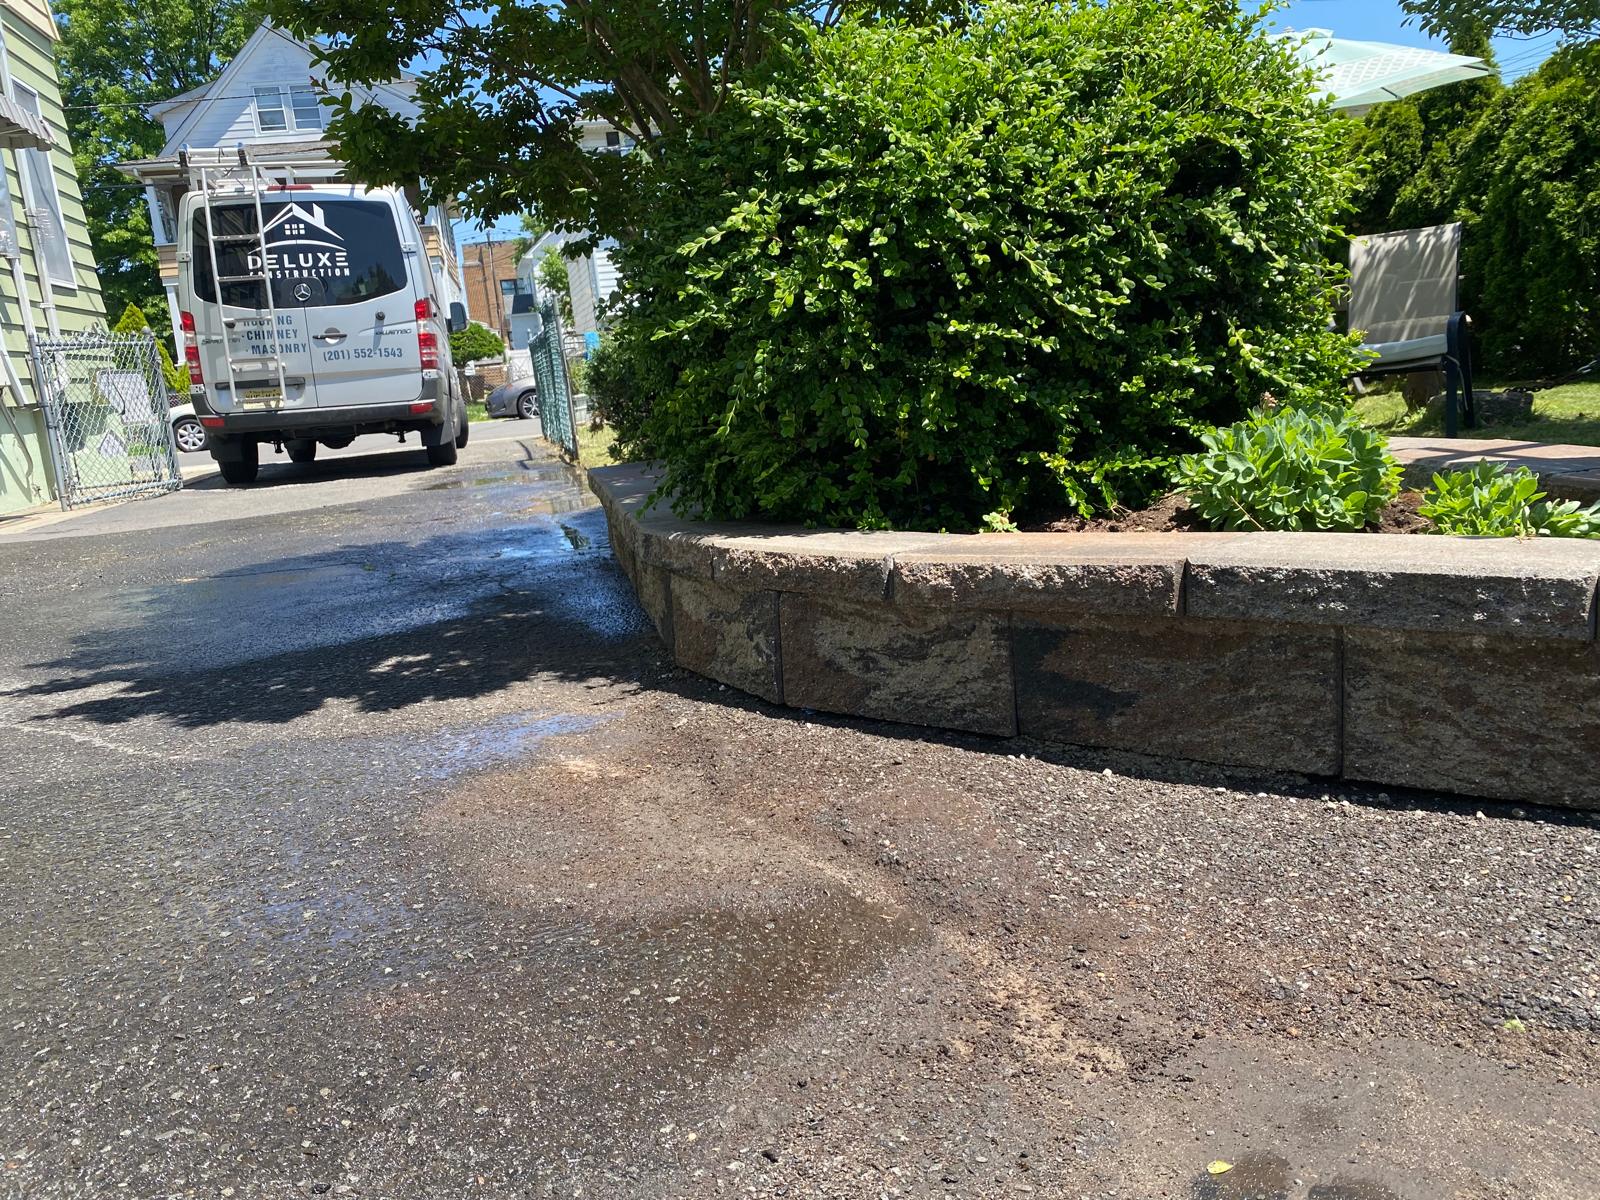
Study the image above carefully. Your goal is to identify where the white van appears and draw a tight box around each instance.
[175,178,469,485]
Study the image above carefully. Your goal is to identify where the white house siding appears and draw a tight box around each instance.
[565,240,618,341]
[155,28,415,160]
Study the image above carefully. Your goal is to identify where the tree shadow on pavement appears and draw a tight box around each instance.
[4,511,683,728]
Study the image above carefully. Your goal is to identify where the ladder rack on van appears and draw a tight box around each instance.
[177,144,326,404]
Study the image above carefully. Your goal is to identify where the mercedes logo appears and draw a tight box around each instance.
[293,283,312,302]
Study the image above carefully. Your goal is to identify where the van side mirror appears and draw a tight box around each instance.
[447,302,467,334]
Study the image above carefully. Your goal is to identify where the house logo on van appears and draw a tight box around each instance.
[247,202,351,282]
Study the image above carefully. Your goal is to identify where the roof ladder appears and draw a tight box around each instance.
[187,145,290,401]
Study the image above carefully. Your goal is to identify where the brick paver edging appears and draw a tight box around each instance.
[591,465,1600,809]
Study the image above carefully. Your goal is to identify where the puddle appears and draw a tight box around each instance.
[475,889,927,1114]
[621,892,923,1041]
[427,712,609,779]
[184,561,371,598]
[423,462,582,491]
[1193,1154,1292,1200]
[1309,1183,1399,1200]
[1192,1154,1400,1200]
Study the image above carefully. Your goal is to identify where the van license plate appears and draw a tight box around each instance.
[239,388,283,404]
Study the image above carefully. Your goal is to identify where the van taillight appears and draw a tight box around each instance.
[180,310,202,384]
[414,299,437,369]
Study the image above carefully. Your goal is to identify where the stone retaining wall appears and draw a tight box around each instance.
[590,465,1600,809]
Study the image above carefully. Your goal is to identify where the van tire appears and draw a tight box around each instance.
[286,439,317,464]
[426,438,458,468]
[218,455,259,485]
[455,412,469,449]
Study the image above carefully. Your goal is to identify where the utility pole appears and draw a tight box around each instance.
[465,234,511,345]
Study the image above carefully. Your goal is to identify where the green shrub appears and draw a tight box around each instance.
[112,302,186,398]
[449,322,504,365]
[584,333,657,444]
[1419,461,1600,537]
[1176,405,1401,531]
[605,0,1363,530]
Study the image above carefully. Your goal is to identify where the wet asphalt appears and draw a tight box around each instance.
[0,433,679,1197]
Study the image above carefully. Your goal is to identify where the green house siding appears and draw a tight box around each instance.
[0,4,106,514]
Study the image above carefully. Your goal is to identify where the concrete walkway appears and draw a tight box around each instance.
[1391,435,1600,500]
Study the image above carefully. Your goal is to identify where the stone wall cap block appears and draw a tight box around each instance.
[1186,533,1600,638]
[893,550,1187,614]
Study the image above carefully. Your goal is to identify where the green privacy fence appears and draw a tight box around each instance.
[528,299,579,456]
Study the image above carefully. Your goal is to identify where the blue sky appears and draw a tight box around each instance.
[1274,0,1561,76]
[455,1,1562,250]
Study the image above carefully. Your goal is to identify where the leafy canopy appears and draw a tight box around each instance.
[265,0,962,239]
[605,0,1363,531]
[54,0,263,319]
[449,322,505,365]
[1403,0,1600,42]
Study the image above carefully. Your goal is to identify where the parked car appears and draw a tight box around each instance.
[176,173,468,485]
[169,400,207,454]
[485,375,538,420]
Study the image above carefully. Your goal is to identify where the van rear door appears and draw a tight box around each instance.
[189,203,318,414]
[275,194,423,409]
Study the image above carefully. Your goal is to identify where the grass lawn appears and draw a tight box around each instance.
[575,422,617,471]
[1353,381,1600,446]
[466,401,492,423]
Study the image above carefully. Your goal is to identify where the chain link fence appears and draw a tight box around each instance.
[31,331,182,509]
[528,299,581,457]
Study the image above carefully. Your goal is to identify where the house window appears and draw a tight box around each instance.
[13,85,73,287]
[151,187,177,245]
[605,130,621,148]
[500,278,518,300]
[255,85,323,134]
[290,87,323,130]
[254,86,287,131]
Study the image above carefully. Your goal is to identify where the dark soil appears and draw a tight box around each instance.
[1373,489,1431,533]
[1027,490,1203,533]
[1029,490,1434,534]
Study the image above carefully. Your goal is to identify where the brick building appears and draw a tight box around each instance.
[460,237,526,347]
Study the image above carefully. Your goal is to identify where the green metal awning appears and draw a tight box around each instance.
[0,95,53,152]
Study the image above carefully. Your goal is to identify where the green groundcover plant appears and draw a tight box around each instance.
[606,0,1363,530]
[1419,461,1600,537]
[1176,404,1402,531]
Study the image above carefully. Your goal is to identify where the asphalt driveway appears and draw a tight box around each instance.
[0,433,1596,1199]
